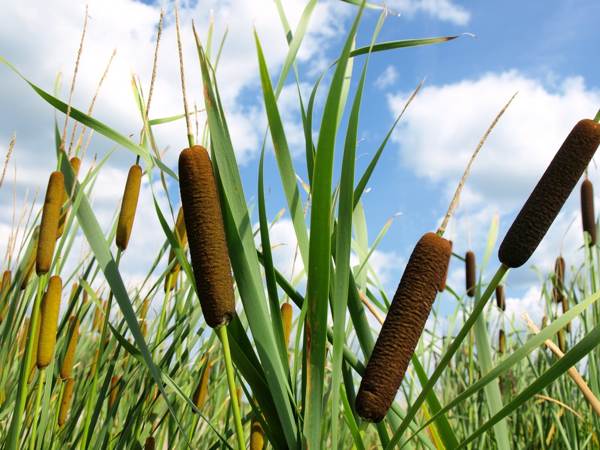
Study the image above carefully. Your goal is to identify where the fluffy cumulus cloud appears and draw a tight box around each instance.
[0,0,347,277]
[388,70,600,291]
[388,0,470,25]
[374,65,399,90]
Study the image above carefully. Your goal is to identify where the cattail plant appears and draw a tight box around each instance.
[28,318,41,384]
[193,361,212,410]
[557,329,567,353]
[60,316,79,379]
[495,285,506,311]
[36,171,65,274]
[109,375,120,410]
[499,119,600,268]
[1,269,10,299]
[553,256,566,303]
[250,419,265,450]
[561,296,571,333]
[581,178,596,246]
[499,329,506,354]
[281,302,292,349]
[115,164,142,251]
[178,146,235,328]
[58,378,75,427]
[465,250,476,297]
[92,300,106,333]
[356,232,452,421]
[37,275,62,368]
[144,437,155,450]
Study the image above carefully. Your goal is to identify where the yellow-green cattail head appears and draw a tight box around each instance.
[193,361,212,410]
[178,146,235,328]
[37,275,62,368]
[109,375,121,410]
[281,302,292,349]
[116,164,142,251]
[60,316,79,379]
[250,419,265,450]
[558,329,567,353]
[58,378,75,427]
[37,171,64,274]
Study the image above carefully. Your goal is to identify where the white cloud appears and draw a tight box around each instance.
[388,70,600,289]
[374,65,398,90]
[388,0,470,25]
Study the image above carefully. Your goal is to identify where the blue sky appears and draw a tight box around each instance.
[1,0,599,325]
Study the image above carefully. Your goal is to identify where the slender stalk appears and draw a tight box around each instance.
[6,274,47,450]
[28,368,46,450]
[216,326,245,450]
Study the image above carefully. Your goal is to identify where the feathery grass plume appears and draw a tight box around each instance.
[581,178,596,246]
[115,164,142,251]
[465,250,476,297]
[356,232,452,422]
[495,285,506,311]
[499,119,600,268]
[281,302,292,349]
[58,378,75,427]
[60,316,79,379]
[557,329,567,353]
[178,146,235,328]
[57,156,81,239]
[553,256,566,303]
[562,295,571,333]
[499,329,506,354]
[193,361,212,410]
[37,275,62,368]
[36,171,65,274]
[144,436,155,450]
[109,375,120,410]
[250,419,265,450]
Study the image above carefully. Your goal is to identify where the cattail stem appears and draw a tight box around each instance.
[216,326,245,450]
[28,368,46,450]
[6,274,46,450]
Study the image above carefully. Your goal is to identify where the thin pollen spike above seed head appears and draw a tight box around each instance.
[37,171,65,274]
[499,119,600,268]
[37,275,62,369]
[116,164,142,251]
[281,303,292,349]
[465,250,476,297]
[581,178,596,246]
[58,378,75,427]
[178,146,235,328]
[356,232,452,422]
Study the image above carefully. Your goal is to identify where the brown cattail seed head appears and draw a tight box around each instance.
[495,285,506,311]
[499,120,600,268]
[37,172,64,274]
[60,316,79,379]
[281,303,293,349]
[581,179,596,246]
[561,296,571,333]
[193,362,212,410]
[37,275,62,368]
[356,232,452,422]
[144,437,155,450]
[499,329,506,354]
[465,250,476,297]
[250,419,265,450]
[58,378,75,427]
[109,375,120,410]
[116,164,142,251]
[178,146,235,328]
[553,256,566,303]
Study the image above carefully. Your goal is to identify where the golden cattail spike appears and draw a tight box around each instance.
[250,419,265,450]
[60,316,79,379]
[193,361,212,410]
[281,303,292,349]
[178,146,235,328]
[37,275,62,368]
[37,171,65,274]
[116,164,142,251]
[1,270,11,298]
[58,378,75,427]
